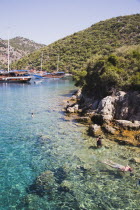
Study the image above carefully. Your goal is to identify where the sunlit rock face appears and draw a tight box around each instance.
[65,90,140,146]
[115,91,140,121]
[97,96,116,118]
[96,91,140,122]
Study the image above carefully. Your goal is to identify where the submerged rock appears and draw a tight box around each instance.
[17,194,39,209]
[59,180,72,192]
[38,135,52,144]
[54,167,67,184]
[27,170,56,197]
[36,170,55,190]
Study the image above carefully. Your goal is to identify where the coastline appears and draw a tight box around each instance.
[64,89,140,148]
[1,80,140,209]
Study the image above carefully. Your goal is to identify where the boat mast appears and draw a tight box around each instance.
[41,52,43,71]
[57,54,59,72]
[7,36,10,72]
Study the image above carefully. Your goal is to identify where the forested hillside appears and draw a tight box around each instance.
[74,45,140,98]
[12,14,140,72]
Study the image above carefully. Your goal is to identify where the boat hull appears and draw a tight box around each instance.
[43,72,65,78]
[0,76,31,83]
[43,75,64,78]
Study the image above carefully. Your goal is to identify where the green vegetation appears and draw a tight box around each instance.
[9,37,45,54]
[12,14,140,72]
[75,45,140,97]
[10,14,140,95]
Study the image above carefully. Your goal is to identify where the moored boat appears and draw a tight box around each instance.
[43,71,65,78]
[0,70,32,83]
[1,36,32,83]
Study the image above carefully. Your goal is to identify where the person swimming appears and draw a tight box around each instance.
[103,160,133,172]
[97,136,102,148]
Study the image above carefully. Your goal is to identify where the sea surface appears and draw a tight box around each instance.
[0,78,140,210]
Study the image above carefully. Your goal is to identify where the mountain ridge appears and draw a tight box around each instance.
[0,36,45,69]
[11,14,140,71]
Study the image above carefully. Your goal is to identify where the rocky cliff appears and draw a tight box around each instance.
[0,37,45,69]
[65,90,140,147]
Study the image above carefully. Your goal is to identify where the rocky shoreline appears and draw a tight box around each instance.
[64,89,140,147]
[17,90,140,209]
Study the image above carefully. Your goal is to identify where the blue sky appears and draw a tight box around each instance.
[0,0,140,45]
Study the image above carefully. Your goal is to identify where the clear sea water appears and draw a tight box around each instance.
[0,78,140,210]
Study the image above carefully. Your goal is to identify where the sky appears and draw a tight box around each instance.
[0,0,140,45]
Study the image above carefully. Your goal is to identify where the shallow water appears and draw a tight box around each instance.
[0,79,140,210]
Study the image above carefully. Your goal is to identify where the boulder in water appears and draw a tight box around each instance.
[27,170,56,197]
[59,180,72,192]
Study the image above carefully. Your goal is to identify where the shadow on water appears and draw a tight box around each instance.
[88,145,98,150]
[100,169,124,179]
[89,145,110,150]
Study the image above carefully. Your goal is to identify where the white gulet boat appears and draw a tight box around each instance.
[0,70,31,83]
[0,36,32,83]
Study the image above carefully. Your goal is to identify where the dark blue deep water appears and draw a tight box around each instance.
[0,79,140,210]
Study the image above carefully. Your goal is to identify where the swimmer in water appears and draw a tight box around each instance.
[103,160,133,172]
[31,113,34,117]
[97,136,102,148]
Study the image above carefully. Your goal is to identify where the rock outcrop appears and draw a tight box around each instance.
[65,90,140,146]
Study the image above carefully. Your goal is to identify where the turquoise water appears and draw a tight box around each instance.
[0,79,140,210]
